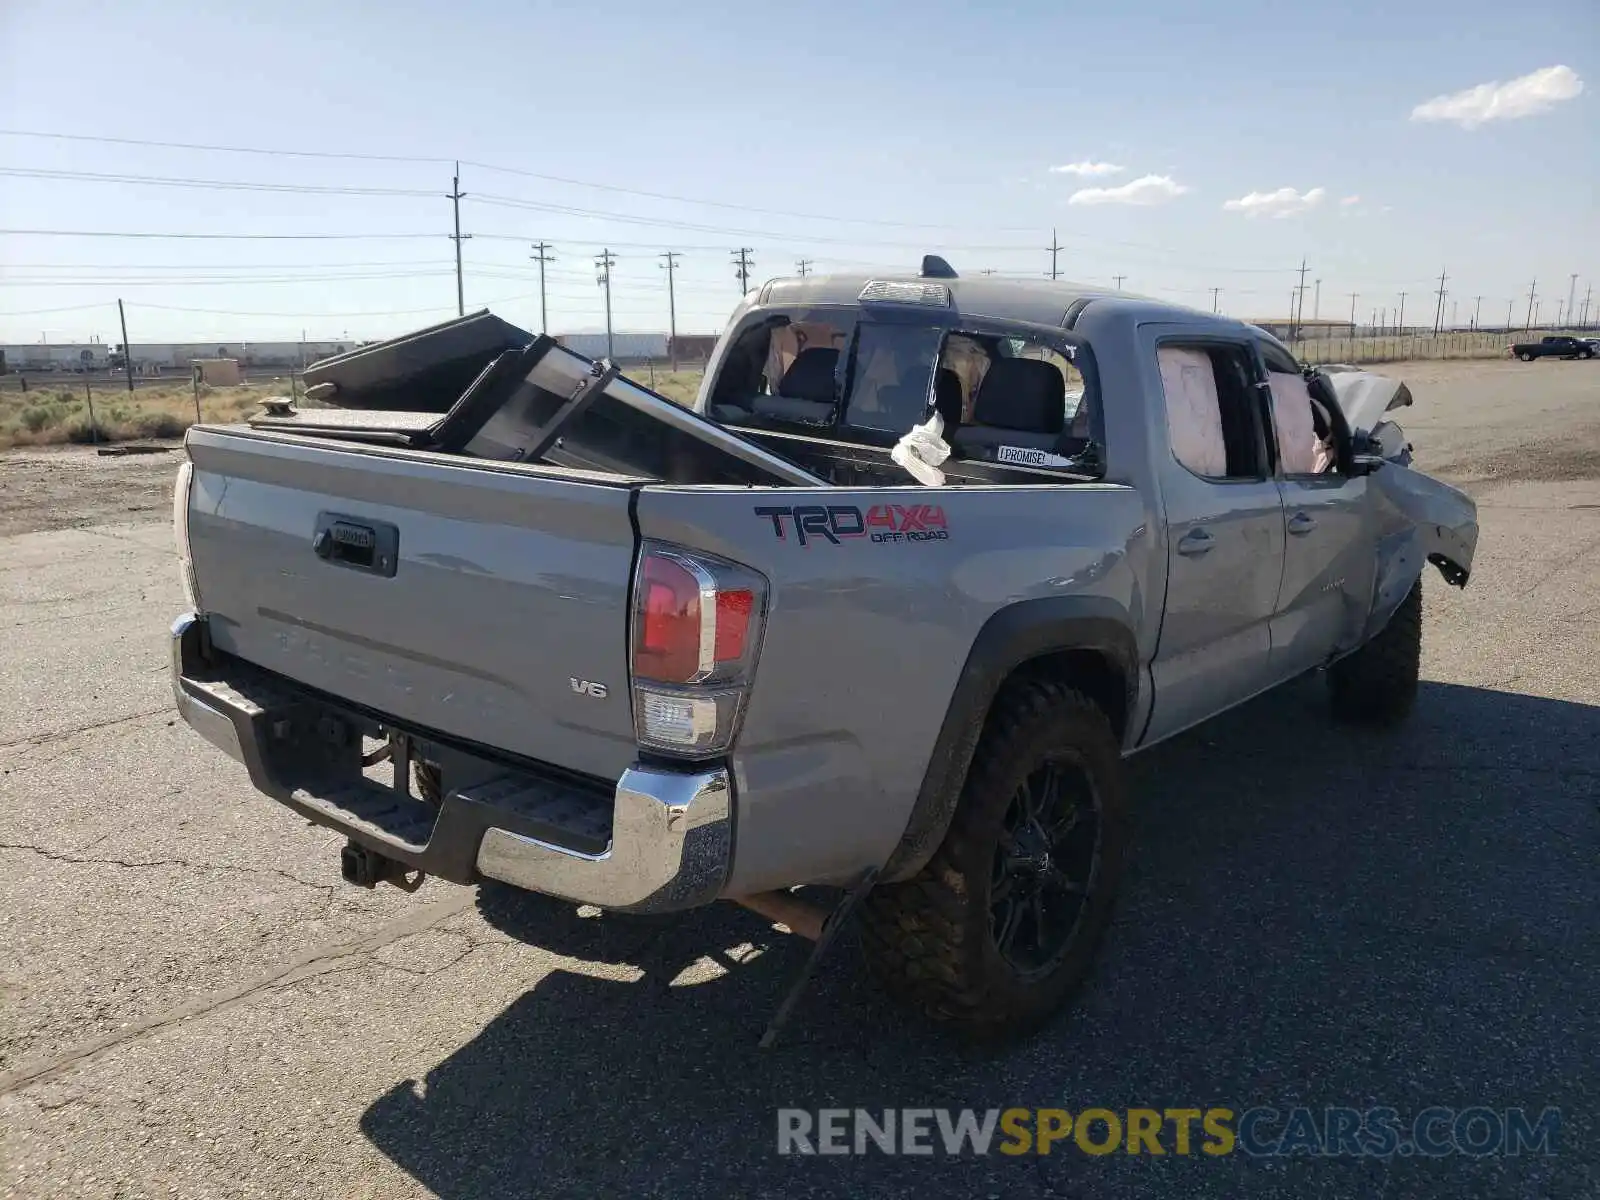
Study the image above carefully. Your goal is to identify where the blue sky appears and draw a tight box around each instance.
[1,0,1594,344]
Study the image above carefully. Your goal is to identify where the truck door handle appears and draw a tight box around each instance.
[1288,512,1317,536]
[1176,528,1214,556]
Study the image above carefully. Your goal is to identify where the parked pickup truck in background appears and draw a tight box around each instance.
[169,262,1477,1040]
[1508,334,1595,361]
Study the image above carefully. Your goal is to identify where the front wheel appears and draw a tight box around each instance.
[1518,352,1535,362]
[860,681,1127,1041]
[1328,578,1422,726]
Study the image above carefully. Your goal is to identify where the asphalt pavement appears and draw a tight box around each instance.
[1,359,1596,1199]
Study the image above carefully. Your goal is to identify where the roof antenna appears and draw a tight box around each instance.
[920,255,957,279]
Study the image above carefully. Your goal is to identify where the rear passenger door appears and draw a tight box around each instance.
[1142,334,1286,743]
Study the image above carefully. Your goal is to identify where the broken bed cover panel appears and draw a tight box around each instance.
[251,335,823,488]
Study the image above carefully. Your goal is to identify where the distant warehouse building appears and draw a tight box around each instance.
[554,332,669,363]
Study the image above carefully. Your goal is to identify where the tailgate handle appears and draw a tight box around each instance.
[313,513,399,578]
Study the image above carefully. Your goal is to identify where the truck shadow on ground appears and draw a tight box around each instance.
[359,677,1598,1199]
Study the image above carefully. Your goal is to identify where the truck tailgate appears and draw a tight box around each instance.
[184,426,641,782]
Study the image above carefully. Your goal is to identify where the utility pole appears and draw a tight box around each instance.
[1567,273,1578,326]
[1472,295,1483,330]
[1397,291,1406,335]
[732,247,754,293]
[659,251,679,369]
[795,258,813,277]
[1431,268,1447,335]
[1292,258,1310,340]
[1313,278,1322,320]
[116,298,133,394]
[1556,301,1565,327]
[1112,275,1127,290]
[1379,306,1387,333]
[1047,229,1063,281]
[1506,299,1514,331]
[595,249,616,361]
[1581,284,1593,328]
[529,242,554,335]
[1348,291,1358,335]
[449,163,470,316]
[1525,279,1537,330]
[1211,286,1221,313]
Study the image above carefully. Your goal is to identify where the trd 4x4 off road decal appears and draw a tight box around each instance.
[754,503,950,547]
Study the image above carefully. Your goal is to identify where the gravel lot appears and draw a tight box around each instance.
[1,358,1596,1198]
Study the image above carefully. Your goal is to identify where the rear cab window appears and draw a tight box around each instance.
[706,305,1102,476]
[936,332,1096,470]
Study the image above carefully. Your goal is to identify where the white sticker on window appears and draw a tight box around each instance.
[997,445,1074,468]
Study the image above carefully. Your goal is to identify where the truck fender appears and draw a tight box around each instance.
[879,596,1139,883]
[1355,466,1478,647]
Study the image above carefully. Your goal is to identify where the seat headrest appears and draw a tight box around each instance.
[777,347,839,403]
[972,358,1065,434]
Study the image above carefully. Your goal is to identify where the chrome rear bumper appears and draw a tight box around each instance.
[170,611,731,912]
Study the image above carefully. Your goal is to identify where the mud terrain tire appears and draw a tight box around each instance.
[1328,577,1422,726]
[860,680,1127,1041]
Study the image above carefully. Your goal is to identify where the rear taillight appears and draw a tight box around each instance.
[172,459,200,609]
[629,543,767,757]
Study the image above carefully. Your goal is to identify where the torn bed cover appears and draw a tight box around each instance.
[252,334,823,488]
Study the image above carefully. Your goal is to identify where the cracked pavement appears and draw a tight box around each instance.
[1,359,1597,1199]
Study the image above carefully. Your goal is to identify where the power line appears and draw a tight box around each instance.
[0,228,440,240]
[3,258,453,270]
[0,301,116,317]
[1,271,458,287]
[0,167,436,197]
[0,127,448,164]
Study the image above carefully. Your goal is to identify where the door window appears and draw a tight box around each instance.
[1157,343,1267,481]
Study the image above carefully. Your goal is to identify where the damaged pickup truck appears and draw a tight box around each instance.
[169,261,1477,1040]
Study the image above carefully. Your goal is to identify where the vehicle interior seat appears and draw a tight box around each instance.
[932,367,964,435]
[751,346,838,424]
[951,358,1065,455]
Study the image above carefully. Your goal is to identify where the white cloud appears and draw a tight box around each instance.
[1049,161,1125,177]
[1410,64,1583,128]
[1222,186,1326,218]
[1340,194,1361,206]
[1068,174,1189,206]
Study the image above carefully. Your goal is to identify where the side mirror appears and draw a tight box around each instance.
[1352,419,1412,473]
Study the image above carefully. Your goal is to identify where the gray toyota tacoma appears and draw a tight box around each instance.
[169,260,1477,1039]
